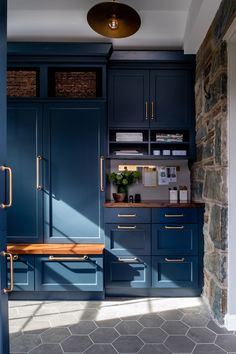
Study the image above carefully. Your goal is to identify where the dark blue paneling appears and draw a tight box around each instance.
[152,208,198,223]
[8,255,34,291]
[104,208,151,223]
[105,254,151,288]
[35,255,103,291]
[7,103,43,243]
[44,102,105,243]
[109,50,195,63]
[152,224,198,255]
[105,224,151,256]
[152,256,199,289]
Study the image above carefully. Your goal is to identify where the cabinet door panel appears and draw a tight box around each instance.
[150,70,193,128]
[44,103,105,243]
[7,104,43,243]
[8,255,34,291]
[108,70,149,127]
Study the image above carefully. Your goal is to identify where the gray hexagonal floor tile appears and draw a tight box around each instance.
[113,335,144,353]
[95,318,121,327]
[182,313,208,327]
[41,327,70,344]
[165,335,195,353]
[138,327,167,343]
[207,320,233,334]
[139,343,171,354]
[69,321,97,335]
[215,334,236,352]
[116,320,143,335]
[192,343,226,354]
[89,327,119,343]
[28,343,63,354]
[187,327,216,343]
[85,343,117,354]
[61,335,93,352]
[138,314,164,327]
[160,309,183,321]
[162,320,189,335]
[10,334,41,353]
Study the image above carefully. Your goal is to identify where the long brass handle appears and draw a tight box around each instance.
[1,251,14,293]
[48,255,88,261]
[100,156,104,192]
[164,214,184,218]
[0,166,13,209]
[145,101,148,120]
[36,156,42,190]
[165,257,185,263]
[164,226,184,230]
[151,101,154,120]
[118,257,138,262]
[118,214,137,218]
[118,225,137,230]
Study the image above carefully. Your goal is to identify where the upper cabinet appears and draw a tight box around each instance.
[108,68,194,129]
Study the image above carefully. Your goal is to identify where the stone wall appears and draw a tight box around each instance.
[192,0,236,324]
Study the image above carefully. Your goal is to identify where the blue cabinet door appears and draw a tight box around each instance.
[105,224,151,256]
[8,255,34,291]
[152,224,198,255]
[35,255,103,291]
[105,254,151,288]
[7,104,43,243]
[44,102,105,243]
[108,69,149,127]
[152,256,199,289]
[150,70,193,128]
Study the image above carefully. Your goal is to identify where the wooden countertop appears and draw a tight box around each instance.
[104,200,204,208]
[7,244,104,255]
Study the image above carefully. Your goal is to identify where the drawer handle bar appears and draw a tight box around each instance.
[164,226,184,230]
[118,214,137,218]
[118,225,137,230]
[151,101,154,119]
[48,255,88,261]
[145,101,148,120]
[1,251,14,293]
[165,257,185,263]
[118,257,138,262]
[0,166,13,209]
[36,156,43,191]
[164,214,184,218]
[100,156,104,192]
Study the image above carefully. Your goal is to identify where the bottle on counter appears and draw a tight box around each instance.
[179,186,188,202]
[169,187,178,202]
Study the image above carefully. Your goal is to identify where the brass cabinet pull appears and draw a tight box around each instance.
[36,156,42,190]
[145,101,148,119]
[118,257,138,262]
[0,166,13,209]
[117,225,137,230]
[100,156,104,192]
[164,214,184,218]
[7,255,18,261]
[48,255,88,261]
[1,251,14,293]
[164,226,184,230]
[165,257,185,263]
[118,214,137,218]
[151,101,154,119]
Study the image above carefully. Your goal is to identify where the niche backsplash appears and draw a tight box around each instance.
[107,160,190,201]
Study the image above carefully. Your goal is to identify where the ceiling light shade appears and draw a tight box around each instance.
[87,1,141,39]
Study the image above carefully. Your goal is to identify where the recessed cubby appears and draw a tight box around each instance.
[7,68,39,97]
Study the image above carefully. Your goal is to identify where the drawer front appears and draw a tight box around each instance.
[152,256,199,289]
[105,224,151,255]
[8,255,35,291]
[104,208,151,223]
[105,255,151,288]
[152,208,198,223]
[152,224,198,255]
[35,255,103,292]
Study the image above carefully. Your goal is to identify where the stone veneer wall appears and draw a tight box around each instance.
[192,0,236,323]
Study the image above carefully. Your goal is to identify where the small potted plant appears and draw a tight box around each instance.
[108,168,141,202]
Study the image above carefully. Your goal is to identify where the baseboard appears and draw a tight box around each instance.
[225,314,236,330]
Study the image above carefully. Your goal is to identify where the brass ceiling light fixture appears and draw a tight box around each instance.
[87,0,141,38]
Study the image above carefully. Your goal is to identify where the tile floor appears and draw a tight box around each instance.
[9,297,236,354]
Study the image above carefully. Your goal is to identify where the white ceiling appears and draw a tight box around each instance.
[7,0,221,53]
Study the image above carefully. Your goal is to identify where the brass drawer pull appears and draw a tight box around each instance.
[118,214,137,218]
[165,257,185,263]
[164,226,184,230]
[151,101,154,119]
[100,156,104,192]
[1,251,14,293]
[7,255,19,261]
[36,156,43,191]
[118,257,138,262]
[48,255,88,261]
[164,214,184,218]
[117,225,137,230]
[145,101,148,119]
[0,166,13,209]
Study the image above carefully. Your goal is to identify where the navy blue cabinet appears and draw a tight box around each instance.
[7,104,43,243]
[104,208,151,223]
[8,255,34,291]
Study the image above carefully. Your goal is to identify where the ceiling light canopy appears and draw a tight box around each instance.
[87,0,141,39]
